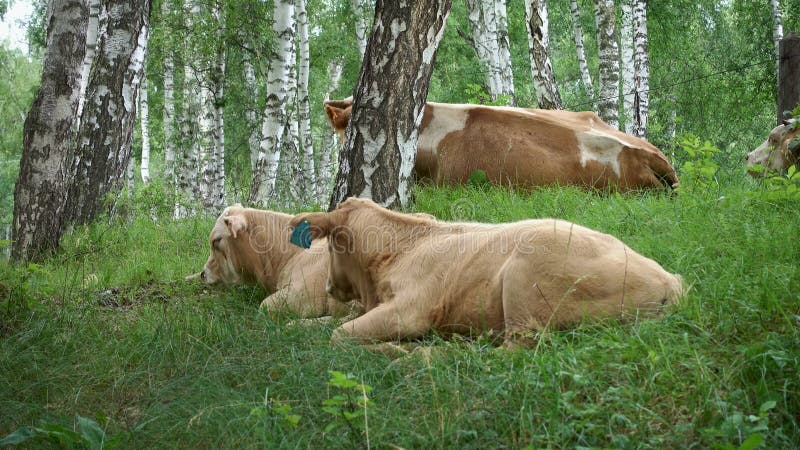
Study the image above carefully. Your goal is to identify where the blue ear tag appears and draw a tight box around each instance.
[290,220,312,249]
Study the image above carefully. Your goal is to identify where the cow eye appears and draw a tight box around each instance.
[212,238,222,250]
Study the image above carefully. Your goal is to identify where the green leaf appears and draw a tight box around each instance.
[77,416,107,450]
[737,433,763,450]
[0,426,40,445]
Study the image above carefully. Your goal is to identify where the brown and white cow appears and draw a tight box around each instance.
[324,100,679,192]
[746,119,800,176]
[290,197,684,346]
[188,205,355,318]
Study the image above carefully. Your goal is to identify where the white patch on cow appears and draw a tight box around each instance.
[418,103,469,156]
[576,129,627,176]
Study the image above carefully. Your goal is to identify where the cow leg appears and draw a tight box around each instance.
[498,258,553,349]
[259,288,292,312]
[331,301,429,344]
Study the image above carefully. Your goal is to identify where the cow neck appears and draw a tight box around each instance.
[245,209,302,289]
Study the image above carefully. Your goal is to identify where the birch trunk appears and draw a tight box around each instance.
[162,0,176,185]
[249,0,295,207]
[296,0,315,199]
[621,0,634,135]
[632,0,650,139]
[352,0,368,59]
[494,0,515,103]
[139,70,151,183]
[244,56,260,172]
[525,0,562,109]
[75,0,99,127]
[465,0,499,100]
[771,0,784,58]
[12,0,88,261]
[127,157,135,192]
[175,0,200,218]
[594,0,620,129]
[64,0,150,227]
[317,59,343,202]
[571,0,595,104]
[211,24,226,211]
[329,0,451,210]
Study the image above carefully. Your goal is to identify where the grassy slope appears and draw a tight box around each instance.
[1,180,798,449]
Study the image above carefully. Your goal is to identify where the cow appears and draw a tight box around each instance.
[290,197,684,347]
[746,119,799,176]
[324,99,679,192]
[187,205,354,318]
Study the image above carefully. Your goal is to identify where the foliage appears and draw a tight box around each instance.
[463,83,513,106]
[321,370,373,442]
[0,415,126,449]
[748,164,800,201]
[677,133,721,190]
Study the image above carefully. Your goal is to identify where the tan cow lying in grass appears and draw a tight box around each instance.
[324,99,679,192]
[746,119,799,176]
[290,197,684,346]
[188,205,353,318]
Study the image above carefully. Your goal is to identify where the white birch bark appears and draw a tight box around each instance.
[249,0,295,207]
[175,0,200,218]
[525,0,562,109]
[12,0,88,260]
[139,70,151,183]
[352,0,368,59]
[621,0,635,135]
[317,59,343,201]
[210,2,226,210]
[244,56,260,172]
[75,0,99,127]
[594,0,620,129]
[65,0,150,226]
[162,0,176,185]
[296,0,315,199]
[465,0,499,100]
[494,0,515,103]
[771,0,784,59]
[329,0,451,210]
[632,0,650,138]
[571,0,595,104]
[127,157,134,192]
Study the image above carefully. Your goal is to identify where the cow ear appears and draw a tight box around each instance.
[224,214,247,239]
[290,212,334,240]
[324,104,343,126]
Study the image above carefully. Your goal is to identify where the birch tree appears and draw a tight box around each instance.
[162,0,176,186]
[139,70,151,183]
[352,0,368,59]
[249,0,295,207]
[175,0,200,218]
[621,0,635,134]
[464,0,514,103]
[317,59,343,202]
[631,0,650,138]
[75,0,99,127]
[64,0,150,227]
[244,54,260,172]
[771,0,784,59]
[199,0,226,210]
[571,0,595,104]
[329,0,451,210]
[525,0,562,109]
[594,0,619,129]
[296,0,315,199]
[12,0,88,261]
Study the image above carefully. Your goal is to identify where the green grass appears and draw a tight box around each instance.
[1,179,798,448]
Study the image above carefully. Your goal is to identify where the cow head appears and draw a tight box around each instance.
[191,205,255,286]
[746,119,800,177]
[323,98,353,142]
[289,198,436,308]
[290,205,357,303]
